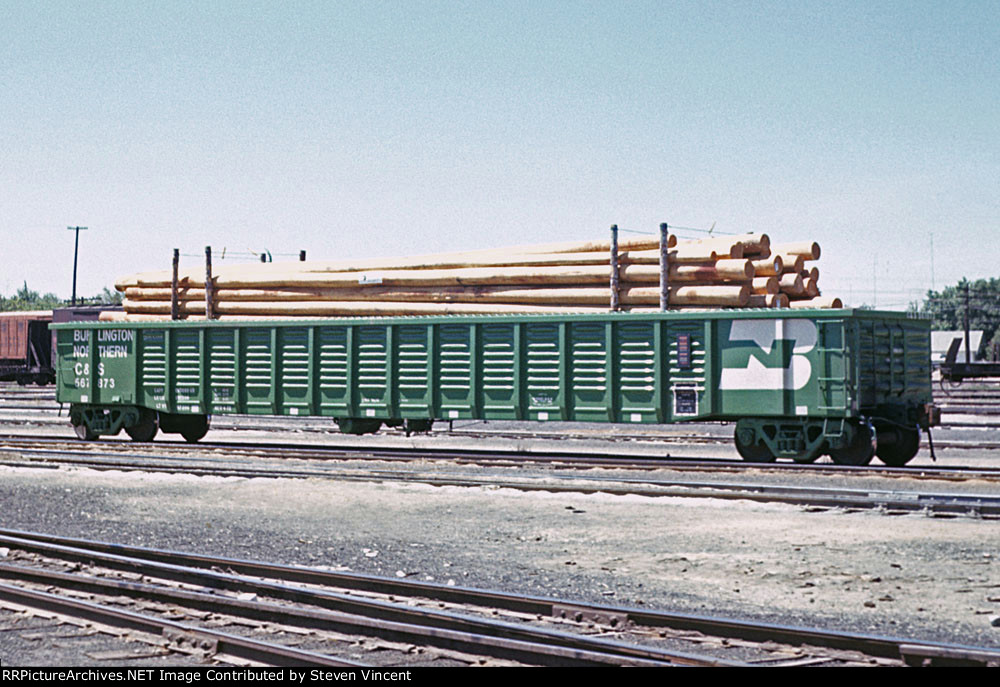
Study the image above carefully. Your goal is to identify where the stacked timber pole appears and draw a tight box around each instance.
[106,228,843,322]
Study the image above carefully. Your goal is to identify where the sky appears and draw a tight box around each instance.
[1,0,997,309]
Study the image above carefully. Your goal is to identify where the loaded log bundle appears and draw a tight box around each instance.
[106,231,843,321]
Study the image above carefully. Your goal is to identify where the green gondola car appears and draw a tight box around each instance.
[52,309,938,466]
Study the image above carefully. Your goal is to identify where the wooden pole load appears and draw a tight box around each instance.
[777,254,805,274]
[122,284,752,314]
[728,233,770,257]
[123,259,757,302]
[118,248,734,290]
[679,233,769,259]
[750,256,782,277]
[215,264,686,288]
[778,273,804,296]
[115,230,848,319]
[789,296,841,309]
[747,293,789,308]
[667,260,755,282]
[116,236,683,291]
[773,241,820,260]
[751,277,780,295]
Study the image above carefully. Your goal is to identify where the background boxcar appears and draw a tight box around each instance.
[0,310,54,385]
[0,306,124,385]
[52,309,937,466]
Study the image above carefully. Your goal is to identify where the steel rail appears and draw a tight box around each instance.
[939,421,1000,428]
[3,435,1000,479]
[1,447,999,517]
[0,405,60,411]
[4,530,998,667]
[206,427,1000,451]
[0,580,365,667]
[206,430,988,456]
[0,536,722,667]
[0,566,682,668]
[939,406,1000,415]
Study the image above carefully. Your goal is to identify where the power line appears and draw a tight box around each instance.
[619,223,739,237]
[668,224,738,236]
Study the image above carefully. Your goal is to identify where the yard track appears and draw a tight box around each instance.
[3,433,1000,481]
[1,439,998,518]
[3,530,998,666]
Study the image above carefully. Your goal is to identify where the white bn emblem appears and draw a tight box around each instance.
[719,319,817,391]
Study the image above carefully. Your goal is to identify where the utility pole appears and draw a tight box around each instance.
[872,255,877,308]
[964,281,971,365]
[67,226,88,305]
[930,231,935,291]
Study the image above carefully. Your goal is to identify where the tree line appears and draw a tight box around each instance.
[0,282,122,312]
[917,278,999,361]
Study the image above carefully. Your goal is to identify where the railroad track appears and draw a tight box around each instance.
[3,419,1000,457]
[0,532,731,667]
[3,403,1000,432]
[3,402,1000,444]
[2,441,999,518]
[2,530,998,667]
[0,586,361,668]
[4,433,1000,482]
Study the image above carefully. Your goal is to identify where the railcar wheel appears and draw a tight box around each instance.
[73,422,98,441]
[180,415,210,443]
[336,418,382,435]
[875,426,920,467]
[181,429,207,443]
[734,428,776,463]
[829,422,875,466]
[125,410,158,442]
[404,419,434,435]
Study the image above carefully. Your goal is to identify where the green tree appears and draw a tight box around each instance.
[0,283,122,310]
[0,282,63,312]
[922,278,1000,360]
[94,286,123,305]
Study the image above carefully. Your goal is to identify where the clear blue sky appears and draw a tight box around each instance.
[2,0,997,308]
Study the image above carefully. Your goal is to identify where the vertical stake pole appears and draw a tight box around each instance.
[205,246,215,320]
[171,249,180,321]
[609,225,620,311]
[659,222,669,311]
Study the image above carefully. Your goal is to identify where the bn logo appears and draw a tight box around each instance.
[719,319,817,391]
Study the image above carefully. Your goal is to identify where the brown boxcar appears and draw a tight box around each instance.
[0,310,54,384]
